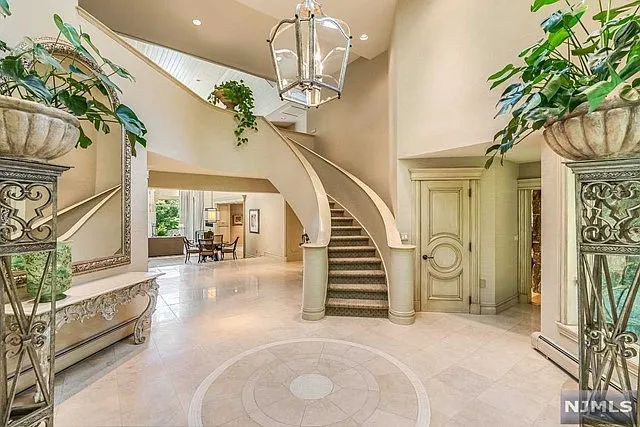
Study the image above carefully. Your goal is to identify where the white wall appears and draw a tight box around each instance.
[492,162,520,308]
[390,0,543,159]
[244,194,286,260]
[541,145,578,355]
[388,1,548,314]
[307,53,393,208]
[285,203,304,262]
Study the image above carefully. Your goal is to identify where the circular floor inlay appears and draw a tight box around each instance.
[289,373,334,400]
[188,338,431,427]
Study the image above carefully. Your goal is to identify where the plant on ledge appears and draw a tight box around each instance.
[0,2,147,159]
[208,80,258,145]
[488,0,640,167]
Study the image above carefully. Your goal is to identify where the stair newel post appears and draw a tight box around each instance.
[301,244,329,321]
[388,246,417,325]
[0,156,69,427]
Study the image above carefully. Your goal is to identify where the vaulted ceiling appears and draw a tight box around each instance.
[78,0,396,80]
[122,36,307,126]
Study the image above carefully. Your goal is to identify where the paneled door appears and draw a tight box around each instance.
[420,181,471,312]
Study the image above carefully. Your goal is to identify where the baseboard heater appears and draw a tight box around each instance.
[531,332,579,379]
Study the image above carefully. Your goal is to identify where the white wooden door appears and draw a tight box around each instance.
[420,181,471,313]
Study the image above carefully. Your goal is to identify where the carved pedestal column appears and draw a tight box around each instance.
[0,157,68,427]
[568,158,640,426]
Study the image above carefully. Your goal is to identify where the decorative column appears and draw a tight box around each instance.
[568,158,640,426]
[0,157,68,427]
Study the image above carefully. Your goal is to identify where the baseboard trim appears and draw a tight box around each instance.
[480,295,518,315]
[244,252,287,261]
[470,303,481,315]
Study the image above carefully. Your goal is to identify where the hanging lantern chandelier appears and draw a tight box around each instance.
[267,0,352,108]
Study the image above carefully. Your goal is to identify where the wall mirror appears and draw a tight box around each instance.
[40,39,131,275]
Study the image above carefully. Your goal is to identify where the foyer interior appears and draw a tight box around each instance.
[2,0,627,426]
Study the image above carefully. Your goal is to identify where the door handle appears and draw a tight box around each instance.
[422,254,434,260]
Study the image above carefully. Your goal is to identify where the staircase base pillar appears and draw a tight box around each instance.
[388,310,415,325]
[301,244,329,321]
[388,246,417,325]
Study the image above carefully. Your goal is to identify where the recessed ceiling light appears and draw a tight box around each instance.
[192,19,202,26]
[276,56,283,62]
[360,34,369,41]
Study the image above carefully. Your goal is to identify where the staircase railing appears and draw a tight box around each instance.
[291,139,416,325]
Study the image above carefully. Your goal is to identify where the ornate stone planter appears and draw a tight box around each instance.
[543,96,640,160]
[0,95,80,161]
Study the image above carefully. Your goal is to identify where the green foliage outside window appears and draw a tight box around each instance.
[155,199,179,237]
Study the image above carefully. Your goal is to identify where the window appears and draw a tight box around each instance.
[155,199,180,236]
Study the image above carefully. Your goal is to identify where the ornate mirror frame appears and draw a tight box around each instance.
[38,39,132,275]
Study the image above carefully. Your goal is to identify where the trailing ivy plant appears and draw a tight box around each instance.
[208,80,258,145]
[487,0,640,168]
[0,5,147,154]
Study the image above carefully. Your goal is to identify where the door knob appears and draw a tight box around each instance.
[422,254,433,260]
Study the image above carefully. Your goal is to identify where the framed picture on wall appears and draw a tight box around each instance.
[249,209,260,234]
[233,214,243,225]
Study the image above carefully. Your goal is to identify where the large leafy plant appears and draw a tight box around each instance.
[0,5,147,154]
[208,80,258,145]
[488,0,640,167]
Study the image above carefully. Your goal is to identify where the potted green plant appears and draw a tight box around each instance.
[0,4,147,161]
[488,0,640,167]
[208,80,258,145]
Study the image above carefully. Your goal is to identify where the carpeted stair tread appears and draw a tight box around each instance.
[329,257,382,264]
[328,283,388,293]
[329,270,386,277]
[331,216,354,221]
[330,235,370,241]
[326,197,388,319]
[326,298,389,309]
[328,246,377,252]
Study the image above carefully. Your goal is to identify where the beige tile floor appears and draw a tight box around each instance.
[54,257,574,427]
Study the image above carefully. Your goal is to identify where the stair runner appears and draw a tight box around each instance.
[326,198,389,318]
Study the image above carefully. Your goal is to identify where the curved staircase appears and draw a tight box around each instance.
[326,199,389,318]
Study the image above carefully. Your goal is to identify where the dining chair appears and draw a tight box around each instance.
[183,237,199,263]
[221,236,240,260]
[198,239,215,263]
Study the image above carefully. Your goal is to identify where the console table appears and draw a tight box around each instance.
[5,271,162,393]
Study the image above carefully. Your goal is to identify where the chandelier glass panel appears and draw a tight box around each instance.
[268,0,351,108]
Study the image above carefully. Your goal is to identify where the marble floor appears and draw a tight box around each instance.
[53,257,574,427]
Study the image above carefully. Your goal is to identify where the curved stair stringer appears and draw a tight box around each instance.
[291,139,417,325]
[58,186,123,261]
[47,6,332,321]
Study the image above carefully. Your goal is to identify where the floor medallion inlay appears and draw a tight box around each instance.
[188,338,431,427]
[289,374,334,400]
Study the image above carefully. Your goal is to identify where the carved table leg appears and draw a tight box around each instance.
[134,279,159,344]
